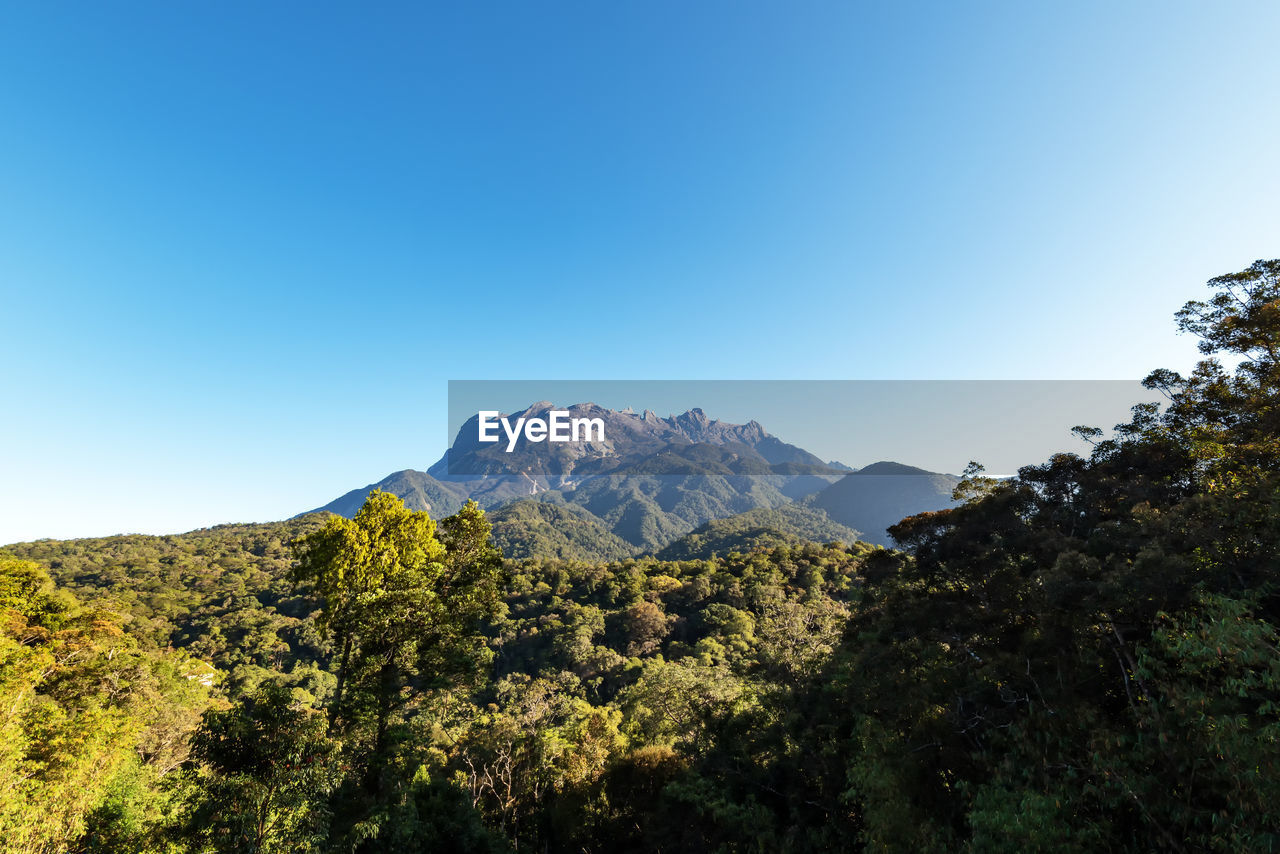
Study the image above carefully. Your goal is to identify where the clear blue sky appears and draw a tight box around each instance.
[2,2,1277,543]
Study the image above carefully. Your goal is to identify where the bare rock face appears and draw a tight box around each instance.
[433,402,836,481]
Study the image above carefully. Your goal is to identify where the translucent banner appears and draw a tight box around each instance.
[443,380,1151,479]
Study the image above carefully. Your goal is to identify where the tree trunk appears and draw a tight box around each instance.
[327,635,353,735]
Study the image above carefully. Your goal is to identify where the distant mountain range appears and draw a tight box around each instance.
[305,402,959,555]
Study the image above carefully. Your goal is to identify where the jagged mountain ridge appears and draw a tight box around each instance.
[431,401,840,483]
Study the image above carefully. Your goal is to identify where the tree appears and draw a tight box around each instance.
[290,492,503,845]
[452,673,625,849]
[291,491,446,738]
[0,557,212,854]
[808,259,1280,850]
[182,684,339,854]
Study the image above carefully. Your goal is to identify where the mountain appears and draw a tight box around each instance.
[306,404,957,557]
[656,504,862,561]
[305,404,848,551]
[806,461,959,547]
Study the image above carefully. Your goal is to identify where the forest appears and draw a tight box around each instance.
[2,259,1278,853]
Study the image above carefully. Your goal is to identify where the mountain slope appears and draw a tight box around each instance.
[309,469,473,518]
[656,504,862,561]
[806,461,958,547]
[487,500,636,562]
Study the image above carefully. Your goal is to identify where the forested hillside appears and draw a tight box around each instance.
[6,518,330,701]
[0,556,214,853]
[2,260,1278,852]
[2,500,873,852]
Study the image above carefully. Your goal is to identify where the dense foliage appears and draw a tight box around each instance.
[0,556,211,853]
[2,260,1277,852]
[655,502,861,560]
[2,492,872,852]
[723,259,1280,852]
[486,500,637,562]
[6,518,331,701]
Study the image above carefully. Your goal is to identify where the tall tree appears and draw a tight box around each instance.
[290,493,502,795]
